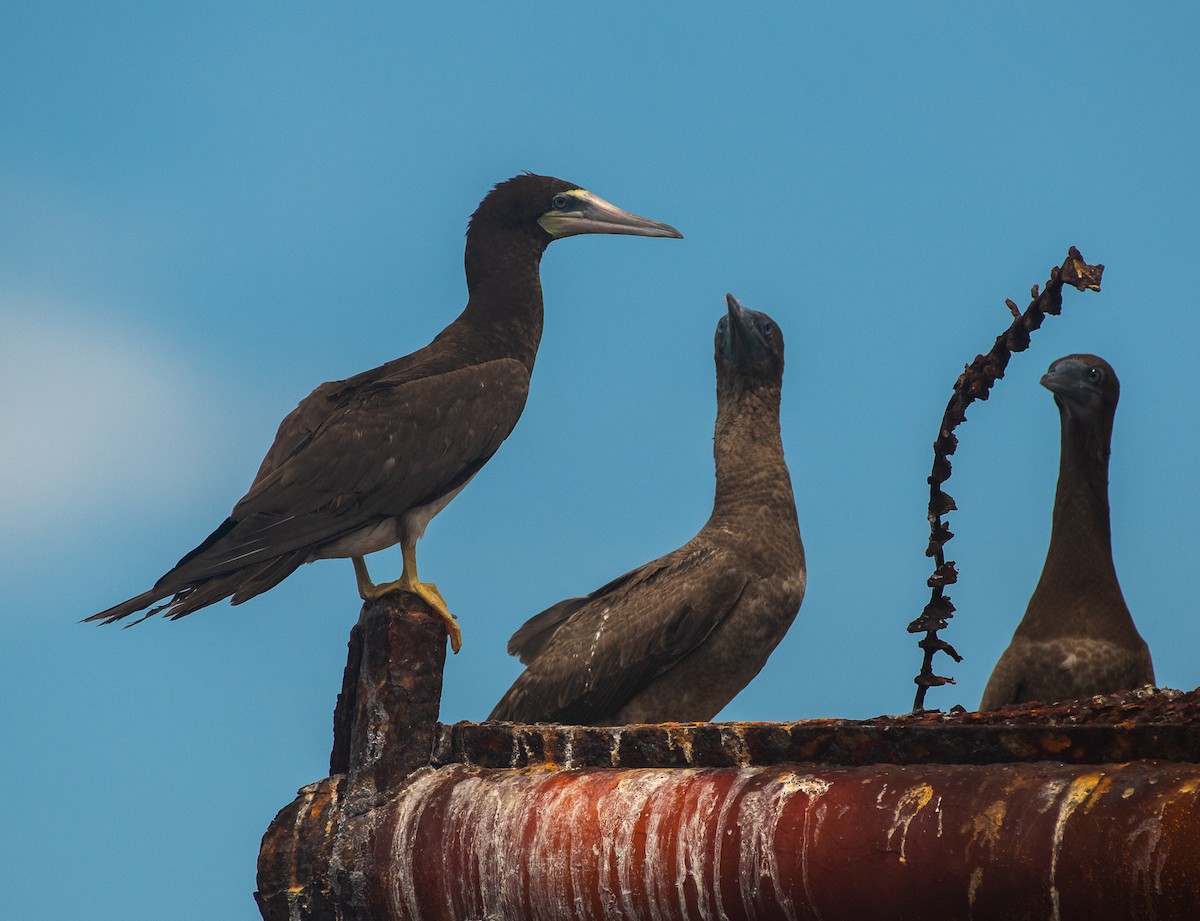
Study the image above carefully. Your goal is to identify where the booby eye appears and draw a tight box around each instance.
[552,194,571,210]
[760,321,774,335]
[1087,367,1103,383]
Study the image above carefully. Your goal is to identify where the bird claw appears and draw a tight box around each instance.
[423,581,448,608]
[417,582,463,652]
[416,581,461,654]
[358,577,461,653]
[440,607,463,655]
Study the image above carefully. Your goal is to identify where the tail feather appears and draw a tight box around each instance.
[230,551,307,605]
[161,579,238,620]
[86,551,310,625]
[83,587,178,626]
[159,554,304,620]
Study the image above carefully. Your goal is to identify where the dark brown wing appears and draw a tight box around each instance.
[506,566,650,664]
[490,543,748,724]
[251,343,470,482]
[174,357,530,580]
[89,357,529,622]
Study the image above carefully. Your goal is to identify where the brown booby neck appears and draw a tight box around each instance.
[1022,355,1134,643]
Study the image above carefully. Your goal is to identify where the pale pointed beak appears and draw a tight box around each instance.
[539,191,683,239]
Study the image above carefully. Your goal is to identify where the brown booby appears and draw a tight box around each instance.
[980,354,1154,709]
[87,174,681,651]
[489,295,805,724]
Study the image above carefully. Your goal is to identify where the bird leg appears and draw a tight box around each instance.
[352,549,462,653]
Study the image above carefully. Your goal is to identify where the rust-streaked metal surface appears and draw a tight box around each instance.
[330,594,447,790]
[255,777,344,921]
[255,598,1200,921]
[257,595,447,921]
[265,760,1200,921]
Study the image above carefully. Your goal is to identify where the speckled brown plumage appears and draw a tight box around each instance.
[490,295,805,725]
[980,354,1153,710]
[87,174,681,643]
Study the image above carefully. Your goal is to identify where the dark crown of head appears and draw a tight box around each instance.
[469,173,577,232]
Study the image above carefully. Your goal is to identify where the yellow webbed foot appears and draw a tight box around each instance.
[352,556,462,653]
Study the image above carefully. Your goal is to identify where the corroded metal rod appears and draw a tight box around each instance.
[255,594,448,920]
[332,593,447,796]
[908,247,1105,710]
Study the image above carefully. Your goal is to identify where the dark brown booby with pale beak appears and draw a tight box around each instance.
[87,174,681,651]
[490,295,805,724]
[980,354,1154,709]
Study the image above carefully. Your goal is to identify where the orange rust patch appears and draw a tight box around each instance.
[1041,733,1073,754]
[1083,775,1115,809]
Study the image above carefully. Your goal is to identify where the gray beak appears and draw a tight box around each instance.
[539,191,683,239]
[722,294,754,361]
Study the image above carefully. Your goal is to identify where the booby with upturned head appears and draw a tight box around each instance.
[980,354,1154,709]
[490,295,805,724]
[87,174,682,651]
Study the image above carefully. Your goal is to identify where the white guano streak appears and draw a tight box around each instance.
[794,777,832,921]
[1048,773,1102,921]
[389,767,834,921]
[735,773,820,921]
[885,784,934,864]
[389,768,447,920]
[673,773,722,919]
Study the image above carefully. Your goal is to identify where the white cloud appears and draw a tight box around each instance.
[0,297,222,540]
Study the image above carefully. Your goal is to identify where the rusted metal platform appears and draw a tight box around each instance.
[436,686,1200,771]
[255,597,1200,921]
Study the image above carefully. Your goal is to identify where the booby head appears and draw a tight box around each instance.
[469,173,682,243]
[1041,353,1119,422]
[716,294,784,384]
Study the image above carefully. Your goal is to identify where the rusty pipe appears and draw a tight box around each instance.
[260,759,1200,921]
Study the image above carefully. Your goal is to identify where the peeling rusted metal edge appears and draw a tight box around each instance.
[436,720,1200,771]
[435,688,1200,771]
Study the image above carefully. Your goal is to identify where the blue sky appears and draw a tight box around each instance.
[3,5,1198,919]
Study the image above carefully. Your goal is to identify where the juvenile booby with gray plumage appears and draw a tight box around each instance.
[489,295,805,724]
[87,174,681,651]
[980,354,1154,709]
